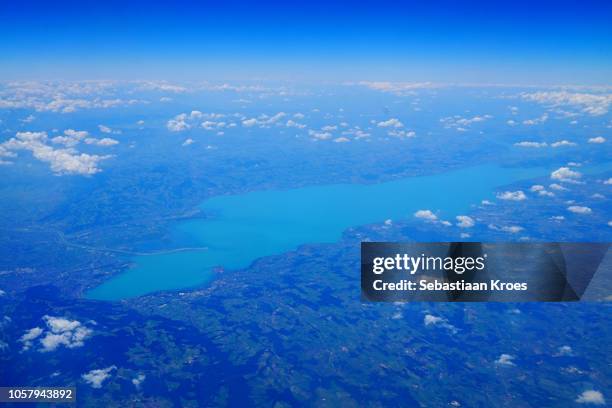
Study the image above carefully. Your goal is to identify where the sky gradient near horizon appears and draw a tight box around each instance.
[1,0,612,84]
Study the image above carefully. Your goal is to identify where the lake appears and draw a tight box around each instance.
[86,164,548,300]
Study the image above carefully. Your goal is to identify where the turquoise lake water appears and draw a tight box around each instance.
[86,164,552,300]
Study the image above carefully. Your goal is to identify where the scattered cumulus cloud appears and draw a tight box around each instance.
[387,129,416,138]
[441,114,492,131]
[98,125,120,134]
[495,354,516,366]
[51,129,89,147]
[20,327,44,351]
[576,390,606,405]
[556,345,573,356]
[530,185,554,197]
[550,183,569,191]
[356,81,438,95]
[20,316,92,352]
[414,210,438,221]
[286,120,306,129]
[456,215,475,228]
[132,374,146,388]
[1,131,111,175]
[242,118,258,127]
[308,130,332,140]
[514,141,547,148]
[82,366,116,389]
[551,140,577,147]
[496,191,527,201]
[522,113,548,125]
[489,224,524,234]
[567,206,592,215]
[588,136,606,144]
[423,314,457,333]
[84,137,119,147]
[377,118,404,128]
[551,167,582,183]
[520,91,612,116]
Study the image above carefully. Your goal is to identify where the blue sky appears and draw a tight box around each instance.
[1,0,612,83]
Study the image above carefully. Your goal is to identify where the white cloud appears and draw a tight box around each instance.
[549,183,568,191]
[98,125,120,134]
[424,314,443,325]
[551,167,582,183]
[604,178,612,185]
[588,136,606,144]
[495,354,515,366]
[262,112,286,125]
[84,137,119,147]
[521,91,612,116]
[201,120,216,130]
[414,210,438,221]
[356,81,438,94]
[568,206,592,215]
[39,316,92,352]
[551,140,576,148]
[132,374,146,388]
[44,316,81,333]
[522,113,548,125]
[182,138,194,146]
[333,137,350,143]
[167,118,190,132]
[20,327,43,351]
[576,390,605,405]
[242,118,258,127]
[530,185,554,197]
[1,131,110,175]
[377,118,404,128]
[496,191,527,201]
[388,129,416,138]
[240,112,286,128]
[342,128,370,139]
[423,314,457,333]
[456,215,475,228]
[557,345,573,356]
[441,115,492,130]
[51,129,89,147]
[21,114,36,123]
[514,141,547,148]
[136,80,187,93]
[20,316,92,352]
[489,224,524,234]
[0,81,144,113]
[308,130,332,140]
[82,366,116,389]
[286,120,306,129]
